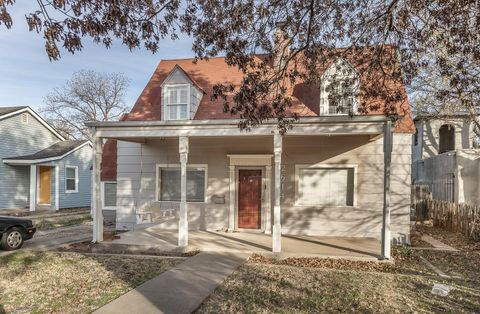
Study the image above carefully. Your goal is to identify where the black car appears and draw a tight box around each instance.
[0,216,36,250]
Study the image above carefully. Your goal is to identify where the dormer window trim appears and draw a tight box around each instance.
[319,58,360,116]
[163,84,191,121]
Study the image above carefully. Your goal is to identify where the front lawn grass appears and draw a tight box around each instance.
[34,214,92,231]
[0,251,183,313]
[197,248,480,313]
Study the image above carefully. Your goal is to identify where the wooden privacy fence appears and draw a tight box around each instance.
[411,185,432,221]
[412,185,480,241]
[430,199,480,241]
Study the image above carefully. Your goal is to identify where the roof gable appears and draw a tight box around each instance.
[0,106,65,141]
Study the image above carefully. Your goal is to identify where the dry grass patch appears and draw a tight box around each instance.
[198,248,480,313]
[35,214,92,231]
[0,251,183,313]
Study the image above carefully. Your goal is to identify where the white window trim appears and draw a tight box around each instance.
[162,84,191,121]
[101,181,117,210]
[319,58,360,116]
[65,165,79,193]
[294,164,358,207]
[155,163,208,203]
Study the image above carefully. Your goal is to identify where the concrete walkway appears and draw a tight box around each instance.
[95,252,249,314]
[421,235,459,251]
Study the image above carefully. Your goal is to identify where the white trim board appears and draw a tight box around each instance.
[3,141,92,165]
[0,107,65,141]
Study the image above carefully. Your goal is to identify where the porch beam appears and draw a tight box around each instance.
[272,134,282,253]
[92,132,104,243]
[29,165,36,211]
[93,122,385,139]
[178,136,189,248]
[381,120,393,259]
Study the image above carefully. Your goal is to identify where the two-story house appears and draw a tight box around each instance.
[88,47,414,258]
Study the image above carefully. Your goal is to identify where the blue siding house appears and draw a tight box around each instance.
[0,106,93,211]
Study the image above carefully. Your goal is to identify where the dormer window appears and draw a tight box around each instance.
[164,84,189,120]
[326,81,356,114]
[320,58,360,116]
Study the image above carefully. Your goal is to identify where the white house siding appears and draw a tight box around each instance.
[417,118,475,160]
[0,111,59,209]
[115,134,411,243]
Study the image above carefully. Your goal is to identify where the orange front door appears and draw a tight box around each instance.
[238,169,262,229]
[39,166,51,204]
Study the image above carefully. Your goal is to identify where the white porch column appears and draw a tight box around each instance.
[178,136,189,247]
[228,165,235,232]
[381,120,393,259]
[272,134,282,253]
[55,165,60,211]
[264,165,272,234]
[29,165,37,211]
[92,133,104,243]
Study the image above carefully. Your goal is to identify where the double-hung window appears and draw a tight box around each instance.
[164,85,189,120]
[65,166,78,193]
[157,165,207,202]
[296,165,355,206]
[102,182,117,209]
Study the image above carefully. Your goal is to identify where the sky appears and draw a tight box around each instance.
[0,3,194,110]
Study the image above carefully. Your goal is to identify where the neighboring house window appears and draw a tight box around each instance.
[65,166,78,193]
[320,59,359,115]
[102,182,117,209]
[156,165,207,202]
[439,124,455,154]
[296,166,355,206]
[164,85,189,120]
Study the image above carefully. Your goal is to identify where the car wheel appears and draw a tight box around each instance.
[1,227,25,251]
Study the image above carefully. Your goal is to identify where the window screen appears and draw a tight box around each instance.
[103,182,117,207]
[158,167,206,202]
[298,167,354,206]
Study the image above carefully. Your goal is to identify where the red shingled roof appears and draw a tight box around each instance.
[101,49,414,180]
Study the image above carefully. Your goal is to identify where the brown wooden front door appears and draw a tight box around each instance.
[238,169,262,229]
[38,166,51,204]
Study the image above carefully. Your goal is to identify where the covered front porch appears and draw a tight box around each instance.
[110,227,382,260]
[87,116,394,259]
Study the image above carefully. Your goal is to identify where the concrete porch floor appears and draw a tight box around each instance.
[111,225,382,260]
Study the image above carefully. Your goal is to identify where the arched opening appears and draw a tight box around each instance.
[439,124,455,154]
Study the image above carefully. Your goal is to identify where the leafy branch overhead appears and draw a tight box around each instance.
[0,1,478,133]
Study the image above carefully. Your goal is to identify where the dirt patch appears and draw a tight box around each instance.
[414,222,480,252]
[56,240,200,257]
[0,251,183,313]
